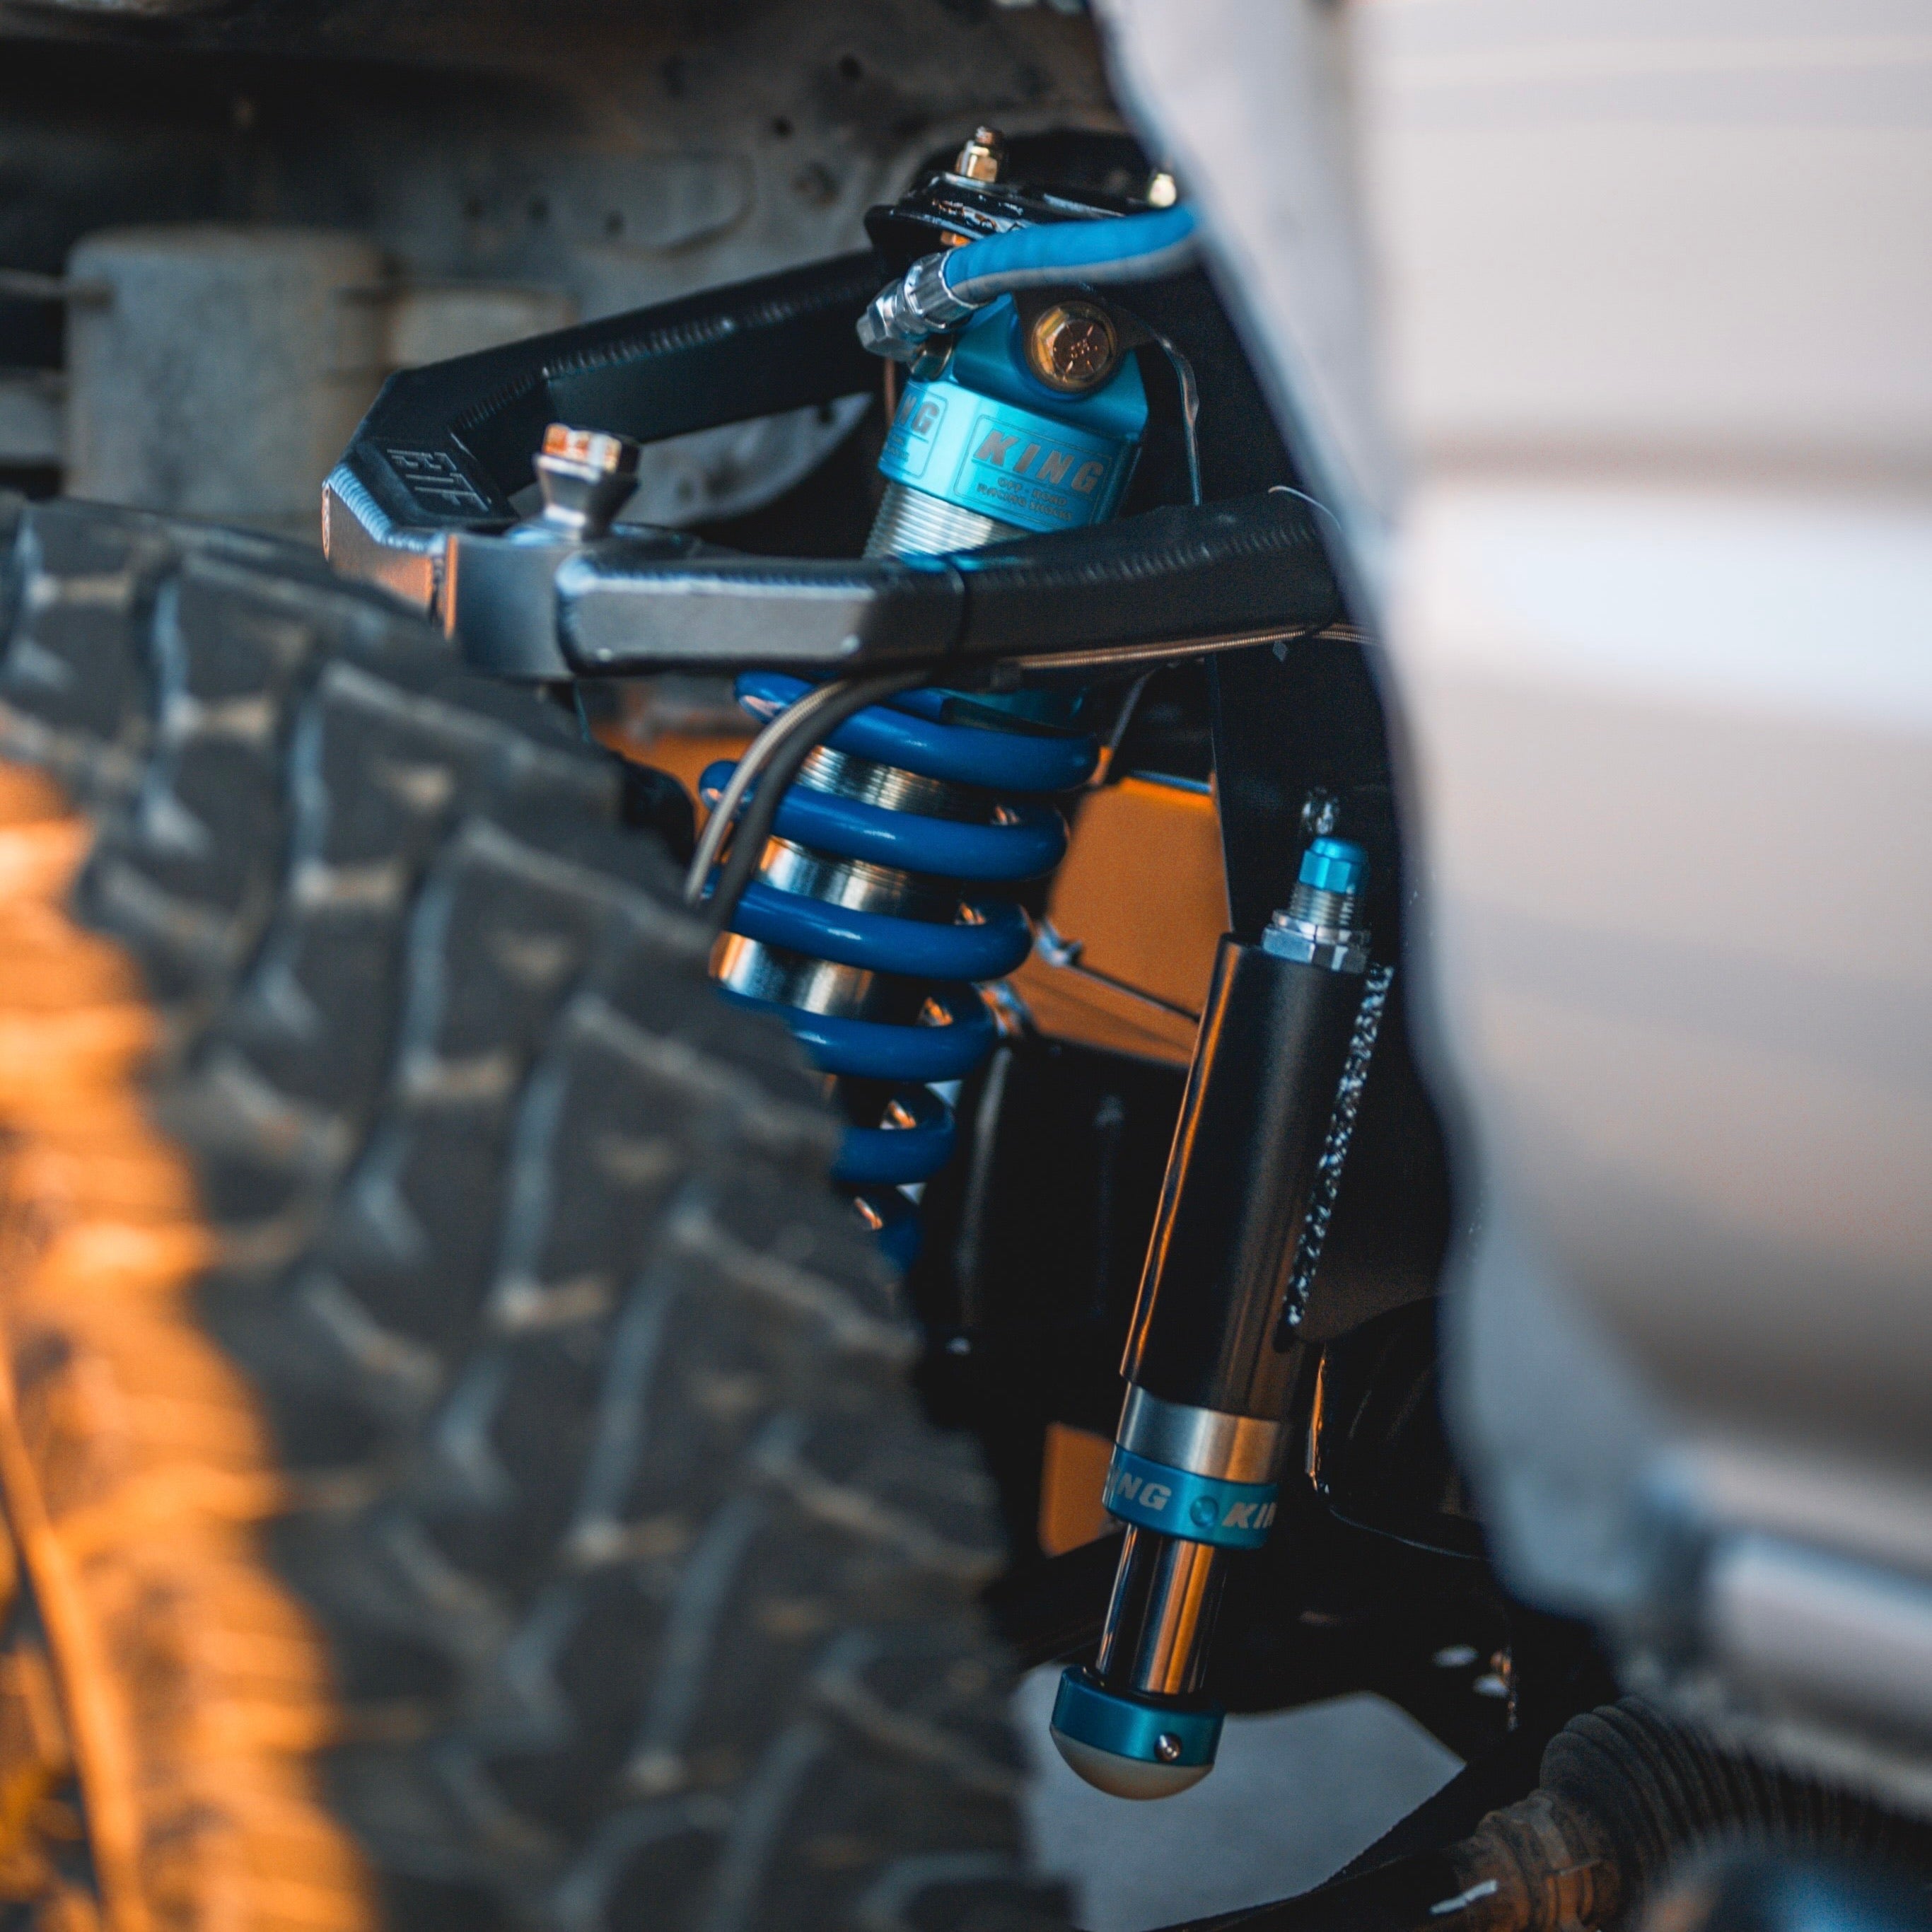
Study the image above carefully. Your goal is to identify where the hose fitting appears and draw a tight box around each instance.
[858,202,1201,361]
[856,252,977,364]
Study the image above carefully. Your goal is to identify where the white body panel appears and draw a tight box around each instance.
[1098,0,1932,1783]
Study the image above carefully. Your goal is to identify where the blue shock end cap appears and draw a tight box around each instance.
[1298,837,1368,896]
[1049,1668,1223,1800]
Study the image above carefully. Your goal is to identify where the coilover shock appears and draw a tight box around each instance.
[704,132,1161,1256]
[706,650,1098,1255]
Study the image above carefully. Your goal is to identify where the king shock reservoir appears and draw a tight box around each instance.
[874,298,1144,543]
[1051,835,1375,1798]
[706,139,1150,1262]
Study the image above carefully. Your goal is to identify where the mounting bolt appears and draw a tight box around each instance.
[953,125,1006,184]
[1154,1733,1184,1764]
[1299,788,1342,841]
[535,422,641,538]
[1026,301,1120,392]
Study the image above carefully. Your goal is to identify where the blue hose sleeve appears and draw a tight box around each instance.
[941,205,1199,306]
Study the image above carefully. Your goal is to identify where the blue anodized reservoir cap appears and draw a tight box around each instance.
[1298,837,1367,895]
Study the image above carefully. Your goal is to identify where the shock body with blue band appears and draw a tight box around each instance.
[1048,837,1380,1799]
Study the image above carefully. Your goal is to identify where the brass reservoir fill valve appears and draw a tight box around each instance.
[1051,835,1376,1798]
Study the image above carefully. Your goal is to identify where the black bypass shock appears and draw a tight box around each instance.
[1051,834,1377,1798]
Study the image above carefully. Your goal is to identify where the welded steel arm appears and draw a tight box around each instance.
[323,246,1345,680]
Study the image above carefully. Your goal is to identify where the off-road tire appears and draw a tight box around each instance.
[0,496,1054,1932]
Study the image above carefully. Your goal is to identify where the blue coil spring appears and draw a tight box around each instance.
[704,668,1097,1230]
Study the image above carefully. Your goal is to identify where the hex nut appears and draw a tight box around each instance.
[953,126,1006,184]
[1026,301,1120,392]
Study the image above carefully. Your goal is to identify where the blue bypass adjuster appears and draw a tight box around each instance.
[1299,836,1367,895]
[1102,1445,1280,1550]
